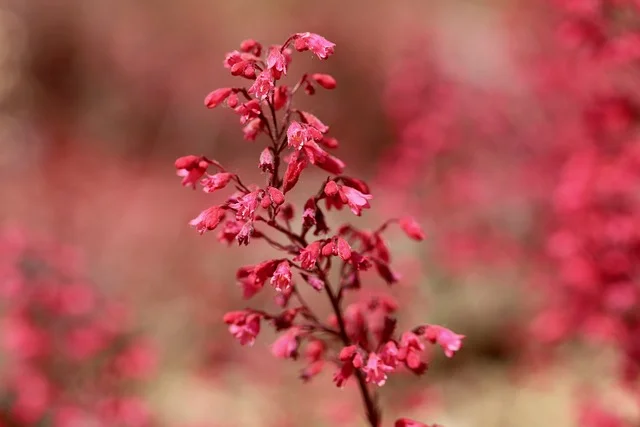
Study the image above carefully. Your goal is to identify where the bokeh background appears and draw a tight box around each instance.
[1,0,639,426]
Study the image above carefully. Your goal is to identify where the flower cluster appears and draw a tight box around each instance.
[0,228,157,426]
[176,33,463,427]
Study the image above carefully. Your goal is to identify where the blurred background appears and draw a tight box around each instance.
[1,0,639,425]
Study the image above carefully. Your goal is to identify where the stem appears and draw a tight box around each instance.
[319,270,381,427]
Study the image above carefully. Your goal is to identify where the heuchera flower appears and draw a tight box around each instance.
[204,88,233,108]
[293,32,336,59]
[271,261,293,292]
[423,325,465,358]
[189,206,226,235]
[223,311,261,346]
[399,216,426,241]
[177,33,459,427]
[287,121,323,149]
[249,70,275,100]
[201,172,233,193]
[175,155,212,189]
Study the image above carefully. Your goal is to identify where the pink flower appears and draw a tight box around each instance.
[266,46,288,76]
[294,241,322,270]
[259,147,275,172]
[294,32,335,59]
[282,151,308,193]
[311,73,337,89]
[324,181,372,216]
[423,325,464,358]
[362,351,394,386]
[189,206,226,235]
[204,88,233,108]
[399,217,426,241]
[248,70,274,100]
[266,186,285,207]
[242,118,263,141]
[223,311,261,346]
[287,121,323,149]
[234,99,261,124]
[230,191,261,221]
[271,327,300,359]
[299,111,329,133]
[397,332,427,374]
[175,155,212,189]
[200,172,233,193]
[342,186,373,216]
[271,261,292,292]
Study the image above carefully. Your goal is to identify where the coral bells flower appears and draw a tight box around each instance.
[271,327,301,359]
[189,206,226,234]
[223,311,261,346]
[266,46,288,76]
[175,155,212,189]
[399,217,426,241]
[271,261,293,292]
[294,241,322,270]
[287,121,323,149]
[204,88,233,108]
[423,325,464,358]
[311,73,337,89]
[200,172,233,193]
[249,70,274,100]
[324,180,373,216]
[178,32,458,427]
[363,351,395,386]
[293,32,335,59]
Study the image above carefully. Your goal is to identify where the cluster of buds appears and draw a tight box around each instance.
[176,33,463,426]
[0,228,157,426]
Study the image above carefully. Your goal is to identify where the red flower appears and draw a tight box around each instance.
[204,88,233,108]
[223,311,261,346]
[311,73,337,89]
[271,261,293,292]
[282,151,308,193]
[399,217,426,241]
[266,46,288,76]
[200,172,233,193]
[294,241,322,270]
[230,191,261,221]
[189,206,226,235]
[324,180,372,216]
[362,351,395,386]
[175,155,212,189]
[287,121,323,149]
[294,32,335,59]
[423,325,464,358]
[271,327,301,359]
[248,70,274,100]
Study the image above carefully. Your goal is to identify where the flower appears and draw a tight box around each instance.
[293,241,322,270]
[200,173,233,193]
[175,155,212,189]
[287,121,323,149]
[271,261,292,292]
[282,151,308,193]
[362,351,395,386]
[311,73,337,89]
[223,312,260,346]
[294,32,335,59]
[423,325,464,358]
[230,191,261,221]
[271,328,301,359]
[248,70,274,100]
[399,217,426,241]
[204,88,233,108]
[189,206,226,235]
[266,46,288,76]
